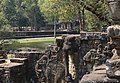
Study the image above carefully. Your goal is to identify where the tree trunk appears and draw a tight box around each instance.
[82,8,85,31]
[78,8,83,32]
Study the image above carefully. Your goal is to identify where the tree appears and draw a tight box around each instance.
[20,0,45,30]
[0,0,11,31]
[1,0,45,31]
[38,0,110,31]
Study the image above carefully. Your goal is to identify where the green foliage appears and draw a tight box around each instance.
[74,26,80,32]
[0,12,11,31]
[85,10,99,31]
[0,0,45,31]
[0,0,111,31]
[38,0,110,31]
[38,0,77,22]
[21,0,45,30]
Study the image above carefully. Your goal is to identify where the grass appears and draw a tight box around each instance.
[2,37,57,51]
[17,37,56,43]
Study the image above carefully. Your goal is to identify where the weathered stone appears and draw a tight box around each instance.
[0,50,7,59]
[106,59,120,79]
[107,25,120,60]
[14,47,42,83]
[80,65,119,83]
[35,45,65,83]
[107,25,120,37]
[0,60,27,83]
[106,0,120,22]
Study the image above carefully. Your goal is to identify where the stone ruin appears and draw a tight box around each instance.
[14,47,42,82]
[80,0,120,82]
[35,44,65,83]
[0,31,117,83]
[62,32,107,83]
[80,25,120,83]
[0,47,43,83]
[107,25,120,59]
[0,56,27,83]
[35,32,108,83]
[0,1,120,83]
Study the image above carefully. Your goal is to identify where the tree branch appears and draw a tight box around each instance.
[80,1,109,22]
